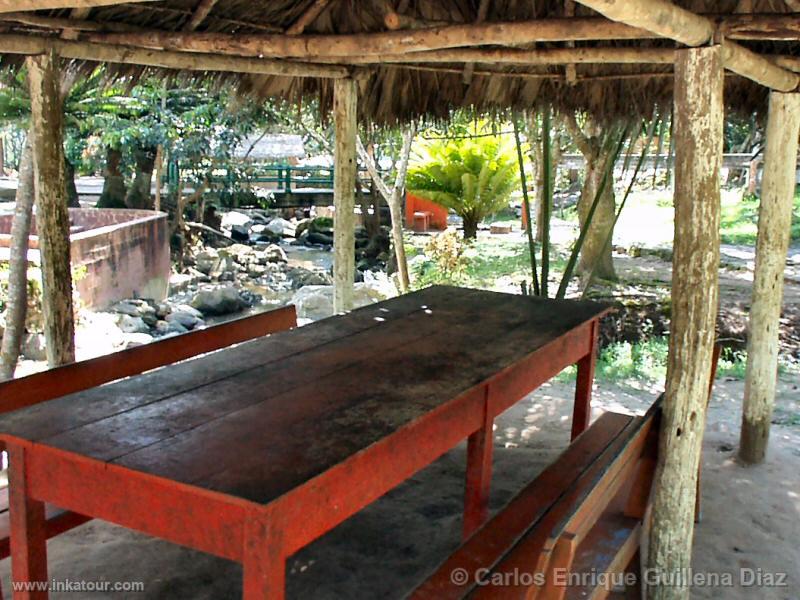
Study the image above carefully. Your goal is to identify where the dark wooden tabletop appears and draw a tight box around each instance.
[0,286,607,505]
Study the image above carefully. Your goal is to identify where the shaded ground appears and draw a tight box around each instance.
[0,375,796,599]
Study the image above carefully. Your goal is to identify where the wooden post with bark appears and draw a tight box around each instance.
[740,92,800,464]
[646,46,723,600]
[0,139,34,380]
[27,50,75,367]
[333,78,357,313]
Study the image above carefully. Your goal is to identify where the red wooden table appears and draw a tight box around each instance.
[0,285,607,599]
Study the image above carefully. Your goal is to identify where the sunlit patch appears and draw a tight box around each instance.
[424,309,433,314]
[374,316,386,322]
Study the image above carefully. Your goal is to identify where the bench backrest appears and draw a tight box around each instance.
[0,305,296,413]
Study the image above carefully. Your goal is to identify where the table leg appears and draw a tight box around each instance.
[243,512,285,600]
[7,444,49,600]
[571,320,599,441]
[462,397,493,540]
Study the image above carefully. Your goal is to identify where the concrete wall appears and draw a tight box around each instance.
[0,208,170,309]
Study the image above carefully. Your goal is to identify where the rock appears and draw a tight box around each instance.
[294,218,312,238]
[117,314,150,334]
[490,223,513,234]
[266,218,296,238]
[21,333,47,361]
[286,267,332,289]
[190,285,247,316]
[111,300,143,317]
[263,244,288,263]
[290,276,396,320]
[123,332,154,348]
[194,249,220,275]
[230,224,250,242]
[173,304,204,319]
[221,210,253,230]
[155,302,172,319]
[166,310,201,330]
[306,231,333,247]
[247,264,267,278]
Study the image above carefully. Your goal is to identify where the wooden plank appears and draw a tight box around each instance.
[412,412,633,600]
[0,286,463,441]
[12,438,254,561]
[333,78,357,313]
[0,305,296,413]
[40,290,499,462]
[471,411,653,598]
[106,292,606,500]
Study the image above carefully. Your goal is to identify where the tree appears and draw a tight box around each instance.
[0,138,34,380]
[407,124,519,240]
[564,112,620,281]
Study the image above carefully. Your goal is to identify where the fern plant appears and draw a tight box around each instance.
[407,125,519,239]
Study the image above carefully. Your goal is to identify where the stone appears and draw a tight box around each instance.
[266,218,296,238]
[290,276,396,320]
[247,264,267,278]
[117,314,150,334]
[166,311,201,330]
[294,218,312,238]
[194,249,220,275]
[123,332,154,348]
[286,267,332,289]
[173,304,204,319]
[155,302,172,319]
[230,224,250,242]
[221,210,253,230]
[190,285,247,316]
[263,244,288,263]
[111,300,142,317]
[21,333,47,361]
[306,231,333,247]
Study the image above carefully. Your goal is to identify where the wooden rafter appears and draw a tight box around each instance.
[0,0,154,13]
[462,0,492,84]
[184,0,218,32]
[573,0,799,90]
[0,34,352,79]
[285,0,332,35]
[0,12,141,33]
[85,19,656,57]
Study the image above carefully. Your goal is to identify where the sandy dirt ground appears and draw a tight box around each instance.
[0,373,796,599]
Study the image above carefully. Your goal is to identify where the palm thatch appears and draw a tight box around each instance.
[0,0,798,123]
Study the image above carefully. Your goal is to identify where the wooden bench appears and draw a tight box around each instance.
[412,399,662,600]
[0,305,297,564]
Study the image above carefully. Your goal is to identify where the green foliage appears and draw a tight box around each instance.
[407,122,519,238]
[721,190,800,245]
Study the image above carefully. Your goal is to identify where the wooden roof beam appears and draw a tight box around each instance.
[285,0,332,35]
[0,0,154,13]
[0,34,352,79]
[573,0,799,90]
[184,0,217,32]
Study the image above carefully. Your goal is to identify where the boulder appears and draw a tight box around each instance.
[166,310,201,330]
[123,332,154,348]
[263,244,288,264]
[266,218,296,238]
[194,249,220,275]
[290,276,396,320]
[21,333,47,361]
[286,267,331,289]
[190,285,247,316]
[111,300,143,317]
[230,224,250,242]
[221,210,253,230]
[117,314,150,334]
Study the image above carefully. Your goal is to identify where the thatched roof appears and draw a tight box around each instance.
[1,0,799,123]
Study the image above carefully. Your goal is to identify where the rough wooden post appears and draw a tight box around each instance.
[333,78,357,313]
[27,50,75,367]
[646,46,722,600]
[739,93,800,465]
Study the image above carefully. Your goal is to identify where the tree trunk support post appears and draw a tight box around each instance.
[740,92,800,464]
[333,78,357,314]
[27,50,75,368]
[646,46,723,600]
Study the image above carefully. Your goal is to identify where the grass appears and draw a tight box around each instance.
[720,191,800,246]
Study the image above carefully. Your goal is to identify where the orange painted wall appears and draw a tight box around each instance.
[404,193,449,230]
